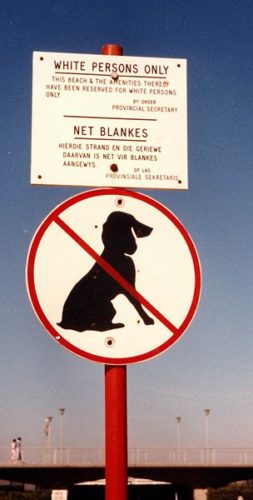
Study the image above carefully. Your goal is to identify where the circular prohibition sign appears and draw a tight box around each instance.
[26,188,202,365]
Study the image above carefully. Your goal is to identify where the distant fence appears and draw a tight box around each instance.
[129,447,253,466]
[1,447,253,466]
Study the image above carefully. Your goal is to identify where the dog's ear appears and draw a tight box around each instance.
[131,217,153,238]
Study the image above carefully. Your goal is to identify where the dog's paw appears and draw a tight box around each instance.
[143,316,154,325]
[109,322,125,330]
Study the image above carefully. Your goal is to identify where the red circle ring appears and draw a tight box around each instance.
[26,188,202,365]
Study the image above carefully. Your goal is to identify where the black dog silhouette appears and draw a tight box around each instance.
[57,211,154,332]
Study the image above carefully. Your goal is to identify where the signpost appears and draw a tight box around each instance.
[31,51,187,189]
[26,186,201,500]
[28,44,199,500]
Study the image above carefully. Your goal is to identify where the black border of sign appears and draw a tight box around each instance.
[26,188,202,365]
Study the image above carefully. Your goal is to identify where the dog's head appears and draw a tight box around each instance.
[102,211,153,255]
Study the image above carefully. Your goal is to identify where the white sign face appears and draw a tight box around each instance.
[31,52,187,189]
[26,189,201,364]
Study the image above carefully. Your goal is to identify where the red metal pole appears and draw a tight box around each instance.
[105,365,128,500]
[102,44,128,500]
[102,44,123,56]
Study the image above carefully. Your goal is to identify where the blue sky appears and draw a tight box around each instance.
[1,0,253,455]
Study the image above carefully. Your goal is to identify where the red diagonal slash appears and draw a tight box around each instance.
[55,215,178,336]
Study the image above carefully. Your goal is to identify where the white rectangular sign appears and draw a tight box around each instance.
[51,491,68,500]
[31,51,188,189]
